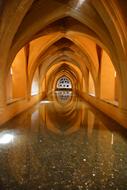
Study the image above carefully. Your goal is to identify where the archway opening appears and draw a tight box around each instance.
[6,48,27,103]
[100,50,119,106]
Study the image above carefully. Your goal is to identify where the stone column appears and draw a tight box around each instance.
[0,72,6,113]
[118,62,127,110]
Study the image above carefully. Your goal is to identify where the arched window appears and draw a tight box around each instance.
[56,76,72,89]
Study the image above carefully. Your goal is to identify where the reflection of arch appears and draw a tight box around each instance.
[56,76,72,90]
[41,93,81,133]
[55,91,72,104]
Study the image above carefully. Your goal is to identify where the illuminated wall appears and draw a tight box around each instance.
[31,68,39,96]
[6,48,27,101]
[89,73,95,96]
[100,51,116,103]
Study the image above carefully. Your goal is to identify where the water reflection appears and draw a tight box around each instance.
[0,92,127,190]
[55,91,72,104]
[0,132,15,145]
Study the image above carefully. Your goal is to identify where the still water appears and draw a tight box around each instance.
[0,91,127,190]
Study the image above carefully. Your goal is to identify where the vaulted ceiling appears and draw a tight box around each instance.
[0,0,127,108]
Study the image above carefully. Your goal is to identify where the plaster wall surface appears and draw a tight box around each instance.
[6,72,13,101]
[89,73,95,96]
[11,48,27,98]
[100,51,116,101]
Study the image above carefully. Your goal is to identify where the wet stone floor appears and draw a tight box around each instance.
[0,91,127,190]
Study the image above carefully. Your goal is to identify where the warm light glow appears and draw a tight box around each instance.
[89,93,95,97]
[0,134,14,144]
[31,81,39,95]
[10,68,13,75]
[40,100,51,104]
[76,0,86,10]
[111,133,114,145]
[114,71,116,78]
[31,69,39,96]
[89,72,95,96]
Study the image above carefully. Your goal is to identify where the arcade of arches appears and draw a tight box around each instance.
[1,1,127,189]
[0,0,127,128]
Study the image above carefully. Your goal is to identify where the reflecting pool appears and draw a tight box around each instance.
[0,92,127,190]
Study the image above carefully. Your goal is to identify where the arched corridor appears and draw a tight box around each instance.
[0,0,127,189]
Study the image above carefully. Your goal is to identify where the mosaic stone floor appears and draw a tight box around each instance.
[0,92,127,190]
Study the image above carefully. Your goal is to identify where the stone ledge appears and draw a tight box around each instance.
[80,92,127,128]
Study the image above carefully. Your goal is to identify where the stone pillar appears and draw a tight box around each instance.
[0,72,6,113]
[26,82,31,101]
[119,81,127,110]
[95,78,100,99]
[118,62,127,110]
